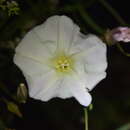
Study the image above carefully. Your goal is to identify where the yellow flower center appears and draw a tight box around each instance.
[52,53,74,74]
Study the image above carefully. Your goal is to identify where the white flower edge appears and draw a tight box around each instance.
[14,15,107,106]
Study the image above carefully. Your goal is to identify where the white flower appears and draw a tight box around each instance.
[14,15,107,106]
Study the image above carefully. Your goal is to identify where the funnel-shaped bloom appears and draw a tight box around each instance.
[14,16,107,106]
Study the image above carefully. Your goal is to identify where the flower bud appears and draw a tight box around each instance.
[112,27,130,42]
[17,83,27,103]
[105,27,130,45]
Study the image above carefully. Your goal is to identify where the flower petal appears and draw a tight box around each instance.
[34,15,80,53]
[85,72,106,90]
[71,34,107,73]
[71,35,107,90]
[26,70,92,106]
[71,87,92,107]
[23,70,59,101]
[57,75,92,106]
[15,26,57,62]
[14,54,51,76]
[77,71,106,91]
[14,53,60,101]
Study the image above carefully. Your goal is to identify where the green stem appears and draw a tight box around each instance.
[117,44,130,57]
[77,5,104,35]
[98,0,126,26]
[84,108,88,130]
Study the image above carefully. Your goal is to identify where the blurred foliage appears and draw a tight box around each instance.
[0,0,20,16]
[0,119,6,130]
[0,0,130,130]
[117,123,130,130]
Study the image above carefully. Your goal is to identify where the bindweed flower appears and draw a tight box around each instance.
[14,16,107,106]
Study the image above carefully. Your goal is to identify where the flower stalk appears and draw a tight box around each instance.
[84,108,88,130]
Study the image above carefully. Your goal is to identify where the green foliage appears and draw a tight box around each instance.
[0,0,6,10]
[0,0,20,16]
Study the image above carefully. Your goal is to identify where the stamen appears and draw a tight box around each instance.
[52,54,74,73]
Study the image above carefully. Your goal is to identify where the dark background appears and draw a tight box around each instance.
[0,0,130,130]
